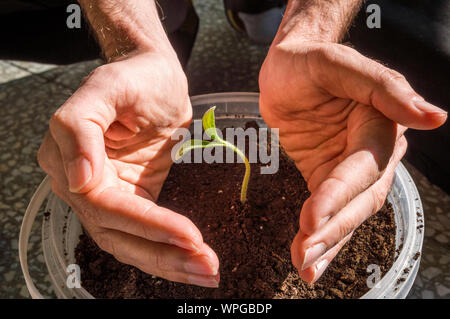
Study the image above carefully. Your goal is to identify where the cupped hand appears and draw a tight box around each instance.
[259,40,447,283]
[38,51,220,288]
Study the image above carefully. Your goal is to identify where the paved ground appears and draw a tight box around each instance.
[0,0,449,299]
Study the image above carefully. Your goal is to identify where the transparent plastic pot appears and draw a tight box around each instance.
[19,92,424,299]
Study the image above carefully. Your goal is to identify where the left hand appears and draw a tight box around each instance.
[259,40,447,283]
[38,51,220,287]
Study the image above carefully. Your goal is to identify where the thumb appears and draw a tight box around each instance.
[49,85,116,193]
[310,44,447,129]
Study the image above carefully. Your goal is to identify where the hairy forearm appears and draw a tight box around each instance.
[78,0,174,61]
[274,0,362,44]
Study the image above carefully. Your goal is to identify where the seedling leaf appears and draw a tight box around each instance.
[175,106,251,203]
[202,106,218,140]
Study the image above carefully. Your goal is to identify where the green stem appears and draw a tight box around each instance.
[222,140,250,203]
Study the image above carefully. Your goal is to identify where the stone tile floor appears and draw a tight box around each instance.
[0,0,448,299]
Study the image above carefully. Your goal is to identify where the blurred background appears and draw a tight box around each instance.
[0,0,448,298]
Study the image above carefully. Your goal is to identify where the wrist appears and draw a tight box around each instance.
[78,0,176,63]
[100,18,176,63]
[105,41,177,65]
[273,0,362,45]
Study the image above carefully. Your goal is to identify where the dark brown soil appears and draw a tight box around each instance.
[75,126,396,299]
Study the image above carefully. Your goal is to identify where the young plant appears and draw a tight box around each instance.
[175,106,251,203]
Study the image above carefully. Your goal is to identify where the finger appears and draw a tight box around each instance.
[104,121,136,141]
[305,121,407,192]
[109,159,171,200]
[39,132,153,201]
[396,124,407,139]
[38,133,75,204]
[105,135,174,164]
[292,231,353,284]
[52,176,219,287]
[307,44,447,129]
[38,132,66,181]
[300,105,397,235]
[40,130,203,252]
[84,224,220,287]
[49,74,116,194]
[81,187,205,252]
[104,126,158,150]
[300,150,379,235]
[295,137,406,271]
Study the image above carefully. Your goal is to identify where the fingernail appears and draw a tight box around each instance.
[187,274,219,288]
[169,237,200,252]
[67,156,92,193]
[184,255,218,276]
[311,259,329,284]
[302,242,327,270]
[412,97,447,115]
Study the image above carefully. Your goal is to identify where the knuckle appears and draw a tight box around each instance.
[37,134,57,174]
[92,230,132,267]
[307,43,329,61]
[49,110,72,137]
[291,248,304,271]
[81,65,104,84]
[139,221,156,242]
[49,110,64,129]
[297,239,310,259]
[370,186,388,213]
[308,43,353,66]
[304,45,330,77]
[290,244,301,270]
[378,67,406,86]
[399,136,408,152]
[37,144,50,173]
[92,230,116,256]
[154,249,171,273]
[37,147,45,168]
[83,64,121,92]
[396,124,408,138]
[171,95,192,129]
[89,64,112,79]
[300,197,322,234]
[327,176,353,203]
[393,138,408,163]
[335,215,354,244]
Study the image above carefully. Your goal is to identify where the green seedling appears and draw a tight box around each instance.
[175,106,250,203]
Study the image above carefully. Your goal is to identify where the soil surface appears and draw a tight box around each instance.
[75,124,396,299]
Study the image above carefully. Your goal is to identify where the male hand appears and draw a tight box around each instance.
[259,40,447,283]
[38,51,220,288]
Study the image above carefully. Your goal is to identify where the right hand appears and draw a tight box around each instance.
[38,50,220,288]
[259,40,447,283]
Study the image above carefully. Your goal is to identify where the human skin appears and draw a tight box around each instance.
[259,0,447,283]
[38,0,220,288]
[37,0,447,289]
